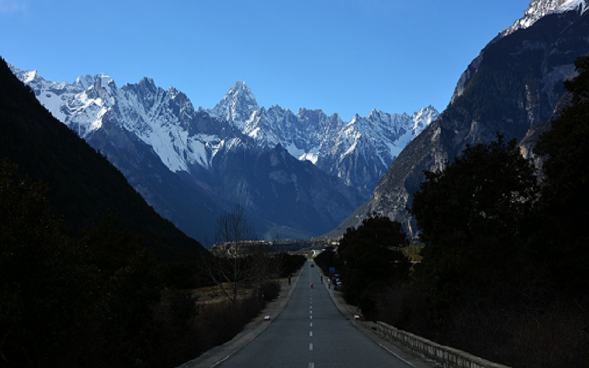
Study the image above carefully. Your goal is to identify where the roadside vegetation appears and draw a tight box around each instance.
[0,173,306,368]
[316,57,589,368]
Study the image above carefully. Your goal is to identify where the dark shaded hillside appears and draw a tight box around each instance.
[210,143,363,240]
[0,57,203,259]
[86,114,227,247]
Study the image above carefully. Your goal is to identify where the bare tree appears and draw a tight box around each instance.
[270,235,286,281]
[202,204,258,304]
[214,204,257,249]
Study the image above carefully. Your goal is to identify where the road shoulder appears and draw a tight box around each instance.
[314,265,440,368]
[177,268,302,368]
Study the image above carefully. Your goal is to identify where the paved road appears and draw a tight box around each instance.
[216,261,414,368]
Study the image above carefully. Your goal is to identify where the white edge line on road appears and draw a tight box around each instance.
[378,343,416,368]
[315,266,421,368]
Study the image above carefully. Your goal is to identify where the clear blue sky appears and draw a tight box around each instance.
[1,0,531,121]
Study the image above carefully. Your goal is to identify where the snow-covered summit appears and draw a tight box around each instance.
[208,81,259,129]
[502,0,588,36]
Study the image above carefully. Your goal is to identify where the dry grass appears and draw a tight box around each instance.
[190,284,250,305]
[186,280,282,357]
[190,278,286,305]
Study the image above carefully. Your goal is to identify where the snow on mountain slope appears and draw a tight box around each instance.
[10,65,247,174]
[502,0,588,36]
[209,82,439,196]
[10,68,86,123]
[12,62,436,201]
[210,84,437,167]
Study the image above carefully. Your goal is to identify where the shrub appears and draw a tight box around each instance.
[260,281,280,302]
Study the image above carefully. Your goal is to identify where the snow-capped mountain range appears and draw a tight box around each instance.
[207,81,438,197]
[14,67,437,197]
[10,65,436,241]
[16,69,242,173]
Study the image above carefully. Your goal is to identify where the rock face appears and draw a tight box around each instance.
[337,2,589,237]
[452,0,587,105]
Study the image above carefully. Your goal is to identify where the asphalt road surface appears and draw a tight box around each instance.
[216,261,415,368]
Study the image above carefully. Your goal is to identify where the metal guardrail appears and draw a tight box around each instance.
[376,322,512,368]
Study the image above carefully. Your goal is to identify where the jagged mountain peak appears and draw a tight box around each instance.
[502,0,587,36]
[138,76,157,89]
[297,106,319,115]
[270,103,287,111]
[228,80,254,95]
[367,109,384,118]
[8,65,43,85]
[73,74,96,89]
[222,81,257,107]
[22,69,40,83]
[367,109,409,121]
[92,74,116,89]
[412,106,439,136]
[208,81,259,128]
[411,105,439,121]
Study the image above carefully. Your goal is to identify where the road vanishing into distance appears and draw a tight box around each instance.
[216,261,415,368]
